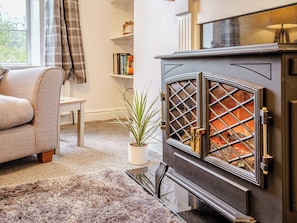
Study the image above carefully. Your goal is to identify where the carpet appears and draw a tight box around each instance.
[0,169,184,223]
[0,121,162,187]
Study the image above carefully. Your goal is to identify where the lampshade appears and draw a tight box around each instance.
[267,23,297,43]
[267,24,297,29]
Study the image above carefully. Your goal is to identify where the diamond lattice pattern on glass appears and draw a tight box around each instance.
[208,81,255,173]
[168,80,197,146]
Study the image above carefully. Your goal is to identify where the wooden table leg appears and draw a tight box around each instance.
[59,97,86,153]
[77,102,85,146]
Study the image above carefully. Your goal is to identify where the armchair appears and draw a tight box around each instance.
[0,67,64,164]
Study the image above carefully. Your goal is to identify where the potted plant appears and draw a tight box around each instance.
[115,87,161,165]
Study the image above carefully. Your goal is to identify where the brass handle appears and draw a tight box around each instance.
[260,107,273,175]
[160,92,166,130]
[191,127,205,155]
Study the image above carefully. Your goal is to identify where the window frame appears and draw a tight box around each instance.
[0,0,44,68]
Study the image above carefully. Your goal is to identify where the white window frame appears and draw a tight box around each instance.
[30,0,44,67]
[1,0,44,68]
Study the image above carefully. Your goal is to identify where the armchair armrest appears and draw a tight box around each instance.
[0,67,64,152]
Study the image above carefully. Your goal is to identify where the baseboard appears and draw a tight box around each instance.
[60,107,127,125]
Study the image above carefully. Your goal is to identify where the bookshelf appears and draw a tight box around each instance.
[111,31,134,79]
[110,0,133,80]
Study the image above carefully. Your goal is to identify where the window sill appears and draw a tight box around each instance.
[3,65,41,70]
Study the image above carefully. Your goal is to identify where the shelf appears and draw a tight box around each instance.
[111,33,133,41]
[110,0,132,7]
[110,0,131,3]
[110,0,133,82]
[110,74,133,79]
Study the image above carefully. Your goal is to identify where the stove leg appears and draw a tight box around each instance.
[155,162,168,198]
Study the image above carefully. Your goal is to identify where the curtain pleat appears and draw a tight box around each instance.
[44,0,86,83]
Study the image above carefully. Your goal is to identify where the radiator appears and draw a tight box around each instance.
[178,13,191,51]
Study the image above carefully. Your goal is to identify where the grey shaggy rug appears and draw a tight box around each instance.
[0,169,183,223]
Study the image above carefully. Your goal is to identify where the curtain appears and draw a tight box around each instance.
[44,0,86,83]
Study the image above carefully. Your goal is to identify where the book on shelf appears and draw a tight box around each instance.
[113,53,133,75]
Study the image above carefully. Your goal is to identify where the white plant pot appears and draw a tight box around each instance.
[128,144,148,165]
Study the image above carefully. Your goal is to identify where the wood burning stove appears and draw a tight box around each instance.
[157,43,297,223]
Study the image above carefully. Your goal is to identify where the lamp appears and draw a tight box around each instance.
[267,23,297,43]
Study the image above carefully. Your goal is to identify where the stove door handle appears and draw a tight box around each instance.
[160,92,166,130]
[191,127,205,156]
[260,107,273,175]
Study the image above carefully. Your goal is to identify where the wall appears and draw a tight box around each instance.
[62,0,133,123]
[134,0,178,154]
[60,0,177,156]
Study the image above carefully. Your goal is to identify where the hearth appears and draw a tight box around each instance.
[156,43,297,223]
[126,165,231,223]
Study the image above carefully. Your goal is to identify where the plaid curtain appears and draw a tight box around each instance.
[44,0,86,83]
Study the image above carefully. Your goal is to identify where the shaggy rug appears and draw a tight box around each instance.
[0,169,184,223]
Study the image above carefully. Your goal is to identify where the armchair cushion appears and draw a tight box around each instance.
[0,94,34,130]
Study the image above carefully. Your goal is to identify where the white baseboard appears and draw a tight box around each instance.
[60,107,126,125]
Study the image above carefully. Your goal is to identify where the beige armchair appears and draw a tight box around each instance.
[0,67,64,164]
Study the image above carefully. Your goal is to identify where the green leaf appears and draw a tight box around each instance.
[114,85,161,147]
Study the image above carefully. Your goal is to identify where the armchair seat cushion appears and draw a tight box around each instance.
[0,94,34,130]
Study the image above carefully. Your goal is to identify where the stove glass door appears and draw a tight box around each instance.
[202,72,265,186]
[165,73,201,157]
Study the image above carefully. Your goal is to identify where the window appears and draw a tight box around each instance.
[0,0,42,66]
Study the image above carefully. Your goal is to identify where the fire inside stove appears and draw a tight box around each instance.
[208,81,255,173]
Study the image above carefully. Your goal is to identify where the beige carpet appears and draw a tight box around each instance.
[0,121,162,186]
[0,169,184,223]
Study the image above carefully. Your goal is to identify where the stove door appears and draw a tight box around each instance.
[201,72,266,187]
[165,72,200,155]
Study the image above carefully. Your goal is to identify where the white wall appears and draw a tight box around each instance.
[134,0,178,154]
[60,0,177,156]
[63,0,133,123]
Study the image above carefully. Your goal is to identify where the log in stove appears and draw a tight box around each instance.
[157,43,297,223]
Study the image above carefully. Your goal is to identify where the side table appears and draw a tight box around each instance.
[57,96,87,154]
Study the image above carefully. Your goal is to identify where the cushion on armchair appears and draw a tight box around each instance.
[0,94,34,130]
